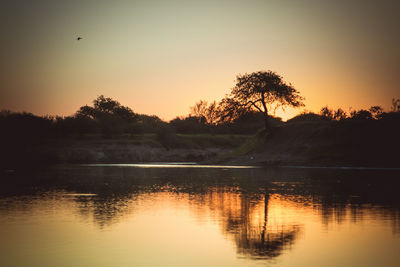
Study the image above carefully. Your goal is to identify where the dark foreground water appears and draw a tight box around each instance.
[0,164,399,267]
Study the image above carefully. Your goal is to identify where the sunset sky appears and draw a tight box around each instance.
[1,0,399,120]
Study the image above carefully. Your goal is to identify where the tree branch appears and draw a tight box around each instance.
[260,92,268,115]
[247,101,264,113]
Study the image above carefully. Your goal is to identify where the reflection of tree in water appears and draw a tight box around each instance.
[187,190,302,259]
[73,194,137,229]
[66,183,302,259]
[233,193,300,259]
[2,166,400,247]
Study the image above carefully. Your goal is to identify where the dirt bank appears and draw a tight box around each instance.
[1,134,249,167]
[223,120,399,168]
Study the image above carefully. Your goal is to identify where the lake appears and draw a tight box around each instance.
[0,164,399,267]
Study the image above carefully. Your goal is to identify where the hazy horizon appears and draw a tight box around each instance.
[1,0,399,121]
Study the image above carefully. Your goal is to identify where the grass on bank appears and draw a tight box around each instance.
[215,131,265,162]
[39,133,252,150]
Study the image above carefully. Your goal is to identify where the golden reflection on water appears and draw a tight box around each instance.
[1,166,400,267]
[1,186,400,267]
[184,190,302,259]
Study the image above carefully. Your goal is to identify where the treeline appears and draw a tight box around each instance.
[288,99,400,123]
[0,96,277,141]
[1,96,399,141]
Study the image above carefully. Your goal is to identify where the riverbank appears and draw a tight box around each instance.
[218,119,399,168]
[0,134,249,168]
[1,117,399,169]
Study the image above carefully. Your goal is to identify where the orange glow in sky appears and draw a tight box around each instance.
[1,0,399,121]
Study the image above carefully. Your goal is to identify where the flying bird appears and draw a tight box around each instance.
[76,37,82,41]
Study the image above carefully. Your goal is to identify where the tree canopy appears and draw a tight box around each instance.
[219,71,304,129]
[75,95,137,136]
[190,100,219,125]
[76,95,136,121]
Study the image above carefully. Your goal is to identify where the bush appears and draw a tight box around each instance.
[350,109,373,120]
[287,112,325,123]
[169,116,208,134]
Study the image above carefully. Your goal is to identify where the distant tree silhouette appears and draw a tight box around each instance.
[76,95,137,137]
[77,95,136,120]
[320,106,347,121]
[350,109,373,120]
[219,71,304,130]
[169,116,208,134]
[320,106,334,120]
[333,108,347,120]
[135,114,166,133]
[190,100,208,121]
[369,106,383,119]
[391,98,400,112]
[190,100,220,125]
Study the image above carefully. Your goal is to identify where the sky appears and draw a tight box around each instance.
[1,0,399,121]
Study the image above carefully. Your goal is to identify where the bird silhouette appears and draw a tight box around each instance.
[76,37,82,41]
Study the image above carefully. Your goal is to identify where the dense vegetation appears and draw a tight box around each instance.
[0,95,278,140]
[1,70,399,167]
[1,95,398,139]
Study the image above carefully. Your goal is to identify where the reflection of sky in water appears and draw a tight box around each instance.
[82,163,258,168]
[0,166,400,266]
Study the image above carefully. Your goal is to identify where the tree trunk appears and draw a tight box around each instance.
[260,93,270,131]
[261,192,270,243]
[264,113,270,131]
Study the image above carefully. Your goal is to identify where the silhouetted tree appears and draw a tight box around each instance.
[76,95,136,121]
[54,115,100,136]
[190,100,220,126]
[75,95,137,137]
[190,100,208,121]
[135,114,165,133]
[333,108,347,120]
[169,116,208,134]
[391,98,400,112]
[320,106,334,120]
[219,71,304,130]
[320,107,347,121]
[350,109,373,120]
[205,101,220,126]
[369,106,383,119]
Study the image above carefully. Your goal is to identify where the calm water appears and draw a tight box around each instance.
[0,165,400,267]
